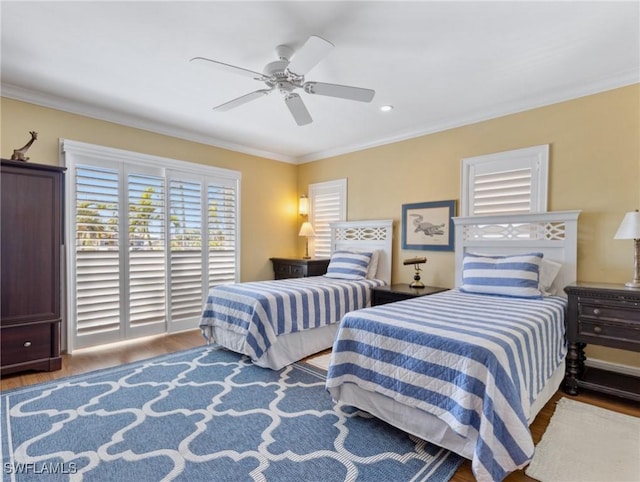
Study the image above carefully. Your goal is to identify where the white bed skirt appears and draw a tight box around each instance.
[328,360,565,461]
[205,323,339,370]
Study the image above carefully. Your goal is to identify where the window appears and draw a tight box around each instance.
[308,179,347,258]
[63,140,240,351]
[461,145,549,216]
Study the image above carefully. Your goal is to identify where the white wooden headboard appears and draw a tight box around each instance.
[330,219,394,284]
[452,211,581,294]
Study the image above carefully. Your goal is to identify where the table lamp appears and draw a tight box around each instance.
[403,256,427,288]
[614,209,640,288]
[299,222,315,259]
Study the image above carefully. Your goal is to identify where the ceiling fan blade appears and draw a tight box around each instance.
[190,57,265,81]
[286,35,334,76]
[213,89,272,112]
[284,93,312,126]
[303,81,375,103]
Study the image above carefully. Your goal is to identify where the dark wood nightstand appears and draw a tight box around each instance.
[270,258,330,280]
[372,284,448,306]
[564,282,640,402]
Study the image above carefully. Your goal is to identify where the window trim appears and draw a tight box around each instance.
[460,144,549,216]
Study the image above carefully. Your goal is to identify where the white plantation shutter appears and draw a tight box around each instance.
[63,140,240,351]
[208,182,237,286]
[169,178,203,325]
[471,168,532,215]
[461,145,548,216]
[309,179,347,258]
[75,165,121,341]
[128,173,166,329]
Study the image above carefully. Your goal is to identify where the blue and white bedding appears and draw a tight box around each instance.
[325,289,567,482]
[200,276,385,364]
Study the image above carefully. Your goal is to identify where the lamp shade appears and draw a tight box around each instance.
[298,222,315,237]
[614,210,640,240]
[298,195,309,216]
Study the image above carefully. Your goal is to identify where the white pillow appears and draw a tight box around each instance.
[539,258,562,295]
[324,250,373,280]
[460,252,543,299]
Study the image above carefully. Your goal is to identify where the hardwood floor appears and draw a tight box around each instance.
[0,330,204,391]
[2,330,639,481]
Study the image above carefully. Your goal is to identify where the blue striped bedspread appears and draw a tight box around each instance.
[325,289,567,482]
[199,276,385,361]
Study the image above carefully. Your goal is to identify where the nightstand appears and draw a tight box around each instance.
[270,258,330,280]
[564,282,640,402]
[372,284,448,306]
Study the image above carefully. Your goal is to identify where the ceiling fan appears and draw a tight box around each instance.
[190,35,375,126]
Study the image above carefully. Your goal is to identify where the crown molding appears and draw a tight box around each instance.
[3,69,638,166]
[298,70,640,164]
[0,83,297,164]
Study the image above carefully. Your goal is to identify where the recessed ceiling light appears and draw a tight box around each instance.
[380,105,394,112]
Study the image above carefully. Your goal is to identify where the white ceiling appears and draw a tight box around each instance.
[1,1,638,164]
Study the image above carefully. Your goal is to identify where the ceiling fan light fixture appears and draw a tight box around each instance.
[380,105,394,112]
[276,44,295,61]
[193,35,375,126]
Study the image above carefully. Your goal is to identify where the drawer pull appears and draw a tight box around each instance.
[593,326,602,334]
[23,341,32,348]
[592,308,601,316]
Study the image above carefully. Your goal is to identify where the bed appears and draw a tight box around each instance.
[325,211,580,482]
[199,219,393,370]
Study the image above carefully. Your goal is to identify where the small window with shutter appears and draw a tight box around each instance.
[308,179,347,258]
[461,145,549,216]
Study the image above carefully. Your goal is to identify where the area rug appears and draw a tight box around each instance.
[1,346,463,481]
[525,397,640,482]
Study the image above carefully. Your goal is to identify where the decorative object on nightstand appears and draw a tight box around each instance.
[299,222,315,259]
[563,282,640,402]
[614,209,640,288]
[270,257,330,279]
[372,284,447,306]
[403,256,427,288]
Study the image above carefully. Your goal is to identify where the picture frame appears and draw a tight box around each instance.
[401,200,456,251]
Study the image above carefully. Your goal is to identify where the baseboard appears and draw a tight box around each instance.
[585,358,640,377]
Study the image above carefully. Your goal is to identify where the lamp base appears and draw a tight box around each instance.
[625,280,640,289]
[410,270,425,289]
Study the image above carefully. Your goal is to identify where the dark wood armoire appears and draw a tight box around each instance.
[1,159,66,375]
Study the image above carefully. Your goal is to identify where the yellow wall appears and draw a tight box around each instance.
[0,97,299,282]
[299,84,640,368]
[3,85,639,368]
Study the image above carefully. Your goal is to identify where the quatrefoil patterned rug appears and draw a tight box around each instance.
[1,346,462,482]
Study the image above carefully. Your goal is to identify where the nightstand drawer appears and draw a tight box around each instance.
[579,301,640,323]
[274,263,300,278]
[289,265,305,278]
[270,258,330,280]
[578,319,640,349]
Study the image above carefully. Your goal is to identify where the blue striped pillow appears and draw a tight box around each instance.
[324,250,373,280]
[460,252,543,299]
